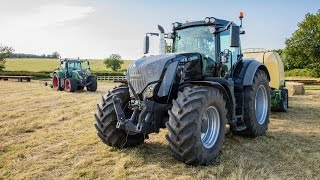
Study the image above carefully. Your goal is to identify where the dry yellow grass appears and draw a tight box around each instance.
[0,81,319,179]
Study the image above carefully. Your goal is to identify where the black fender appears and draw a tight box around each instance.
[236,60,270,86]
[185,80,235,124]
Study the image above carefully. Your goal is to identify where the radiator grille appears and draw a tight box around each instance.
[127,54,176,94]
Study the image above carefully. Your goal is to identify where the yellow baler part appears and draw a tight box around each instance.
[243,51,285,89]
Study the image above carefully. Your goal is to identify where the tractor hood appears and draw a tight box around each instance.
[127,54,177,94]
[127,53,202,95]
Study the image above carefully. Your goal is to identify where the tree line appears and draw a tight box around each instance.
[9,52,59,59]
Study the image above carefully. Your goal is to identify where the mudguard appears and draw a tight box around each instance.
[241,60,270,86]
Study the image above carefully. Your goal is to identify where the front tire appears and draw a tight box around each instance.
[94,84,145,148]
[166,86,227,165]
[87,76,97,92]
[242,69,271,137]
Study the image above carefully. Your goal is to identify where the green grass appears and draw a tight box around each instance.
[4,58,133,72]
[305,85,320,90]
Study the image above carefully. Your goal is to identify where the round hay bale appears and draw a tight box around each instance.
[286,82,305,96]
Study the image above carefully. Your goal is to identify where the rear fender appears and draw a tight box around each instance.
[53,70,65,79]
[238,60,270,86]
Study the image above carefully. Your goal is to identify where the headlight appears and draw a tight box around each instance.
[205,17,216,24]
[204,17,210,23]
[143,83,157,98]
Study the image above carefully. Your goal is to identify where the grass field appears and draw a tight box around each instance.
[0,81,319,179]
[4,58,133,72]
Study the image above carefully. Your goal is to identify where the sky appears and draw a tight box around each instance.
[0,0,319,60]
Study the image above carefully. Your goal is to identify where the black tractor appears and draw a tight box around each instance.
[94,14,271,165]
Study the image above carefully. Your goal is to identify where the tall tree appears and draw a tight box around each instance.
[103,54,124,71]
[283,9,320,76]
[0,45,14,71]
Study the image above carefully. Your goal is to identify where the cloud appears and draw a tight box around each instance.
[0,1,95,57]
[1,3,95,28]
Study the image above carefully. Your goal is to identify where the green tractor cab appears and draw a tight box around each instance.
[51,59,97,92]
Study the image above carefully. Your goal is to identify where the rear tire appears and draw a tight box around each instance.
[52,74,63,91]
[241,69,271,137]
[166,86,227,165]
[65,78,77,92]
[278,88,288,112]
[87,76,97,92]
[94,84,145,148]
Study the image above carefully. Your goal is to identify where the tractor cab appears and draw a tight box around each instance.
[171,18,242,77]
[60,59,91,78]
[144,16,244,79]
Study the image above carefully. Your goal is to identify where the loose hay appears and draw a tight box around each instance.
[286,82,305,96]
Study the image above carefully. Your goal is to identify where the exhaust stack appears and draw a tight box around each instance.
[158,25,166,55]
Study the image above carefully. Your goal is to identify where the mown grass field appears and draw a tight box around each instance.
[4,58,133,72]
[0,81,319,179]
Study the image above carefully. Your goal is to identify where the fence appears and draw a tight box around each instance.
[97,76,126,81]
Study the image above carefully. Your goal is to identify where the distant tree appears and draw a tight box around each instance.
[103,54,124,71]
[0,45,14,71]
[282,9,320,76]
[52,52,60,59]
[274,49,283,56]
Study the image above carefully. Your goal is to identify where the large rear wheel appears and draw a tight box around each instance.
[52,74,63,91]
[166,86,227,165]
[94,84,145,148]
[241,69,271,137]
[64,78,77,92]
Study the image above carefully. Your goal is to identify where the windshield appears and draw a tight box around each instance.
[173,26,215,60]
[68,62,82,70]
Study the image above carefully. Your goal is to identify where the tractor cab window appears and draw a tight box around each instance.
[60,61,67,69]
[68,61,82,70]
[220,29,240,71]
[173,26,215,61]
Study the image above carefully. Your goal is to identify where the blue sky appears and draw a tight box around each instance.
[0,0,319,59]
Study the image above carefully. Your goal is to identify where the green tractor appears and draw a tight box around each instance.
[51,59,97,92]
[95,14,272,165]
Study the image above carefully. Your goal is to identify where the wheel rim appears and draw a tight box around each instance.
[53,75,59,89]
[255,85,268,124]
[201,106,220,149]
[65,79,70,91]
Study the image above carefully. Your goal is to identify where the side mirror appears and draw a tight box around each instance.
[143,36,150,54]
[221,49,230,63]
[167,33,174,39]
[230,25,240,47]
